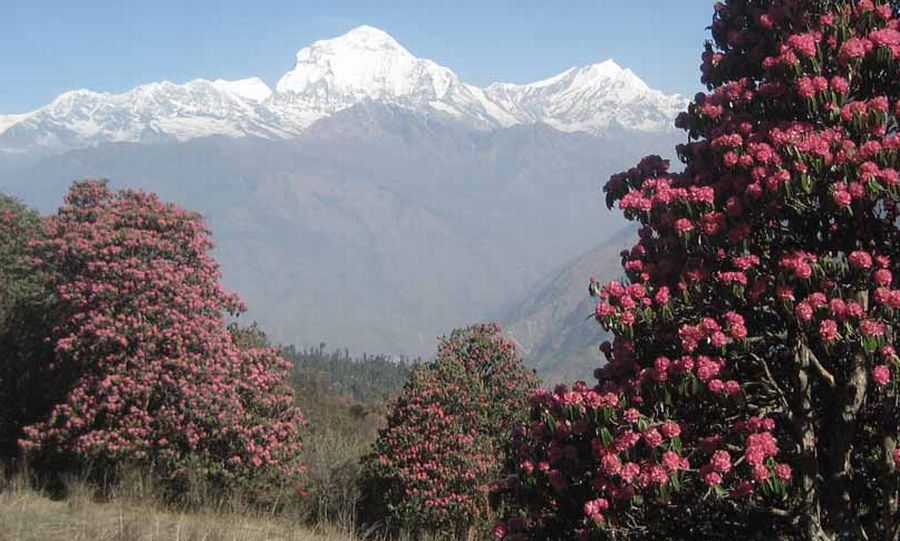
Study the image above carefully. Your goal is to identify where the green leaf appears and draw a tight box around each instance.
[600,427,613,447]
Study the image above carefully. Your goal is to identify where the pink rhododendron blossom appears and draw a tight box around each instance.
[365,324,537,532]
[499,2,900,538]
[872,365,891,386]
[19,181,305,498]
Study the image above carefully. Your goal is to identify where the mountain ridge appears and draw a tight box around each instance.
[502,226,637,382]
[1,102,677,365]
[0,26,687,153]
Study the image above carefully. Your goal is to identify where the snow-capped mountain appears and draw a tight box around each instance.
[0,26,687,153]
[486,60,687,133]
[271,25,515,130]
[0,113,30,135]
[0,78,286,152]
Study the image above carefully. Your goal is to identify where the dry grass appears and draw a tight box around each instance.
[0,482,360,541]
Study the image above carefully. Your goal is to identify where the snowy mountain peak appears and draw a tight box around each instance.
[212,77,272,102]
[274,25,455,103]
[490,59,645,95]
[0,77,286,152]
[574,60,650,93]
[0,27,688,153]
[316,25,409,55]
[483,58,682,133]
[0,113,31,136]
[588,58,623,75]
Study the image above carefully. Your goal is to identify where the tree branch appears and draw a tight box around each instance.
[796,341,828,541]
[749,351,795,426]
[825,290,870,536]
[803,342,836,388]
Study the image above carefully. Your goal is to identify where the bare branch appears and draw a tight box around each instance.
[749,352,794,424]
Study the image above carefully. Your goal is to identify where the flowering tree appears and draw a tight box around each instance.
[19,181,305,499]
[362,323,539,539]
[498,1,900,540]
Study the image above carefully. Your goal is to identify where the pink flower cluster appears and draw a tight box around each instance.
[505,1,900,538]
[365,324,538,533]
[677,313,747,353]
[19,181,305,497]
[495,383,692,539]
[594,280,671,328]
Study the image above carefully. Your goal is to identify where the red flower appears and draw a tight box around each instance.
[873,269,892,287]
[872,365,891,386]
[860,319,886,338]
[674,218,694,233]
[660,421,681,439]
[829,76,850,94]
[849,251,873,270]
[795,302,814,322]
[702,468,722,486]
[819,319,839,343]
[643,428,664,448]
[839,38,872,63]
[710,450,732,473]
[774,463,792,481]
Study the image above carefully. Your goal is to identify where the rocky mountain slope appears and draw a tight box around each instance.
[502,226,637,383]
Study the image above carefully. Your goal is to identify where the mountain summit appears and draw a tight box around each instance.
[276,25,437,98]
[269,25,506,131]
[0,26,687,153]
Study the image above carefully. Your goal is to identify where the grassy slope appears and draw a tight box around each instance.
[0,487,357,541]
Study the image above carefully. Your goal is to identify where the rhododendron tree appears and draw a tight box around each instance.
[499,1,900,540]
[18,181,305,499]
[362,323,538,539]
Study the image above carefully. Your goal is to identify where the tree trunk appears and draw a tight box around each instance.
[883,432,899,541]
[824,291,870,537]
[882,385,899,541]
[796,342,830,541]
[455,523,474,541]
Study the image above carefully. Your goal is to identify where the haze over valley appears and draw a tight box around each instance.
[0,26,684,379]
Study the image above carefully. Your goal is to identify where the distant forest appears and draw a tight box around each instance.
[283,343,415,404]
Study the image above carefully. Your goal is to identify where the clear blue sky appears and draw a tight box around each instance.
[2,0,714,113]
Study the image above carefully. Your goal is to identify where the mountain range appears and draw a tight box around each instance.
[0,26,682,381]
[0,26,685,154]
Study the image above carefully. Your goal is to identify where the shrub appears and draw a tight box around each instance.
[362,323,539,539]
[19,180,305,501]
[498,1,900,540]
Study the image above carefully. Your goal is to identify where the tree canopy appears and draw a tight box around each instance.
[498,1,900,540]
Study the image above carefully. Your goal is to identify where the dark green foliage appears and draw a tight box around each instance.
[283,344,414,404]
[0,194,56,461]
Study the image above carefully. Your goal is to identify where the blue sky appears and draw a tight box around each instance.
[2,1,714,113]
